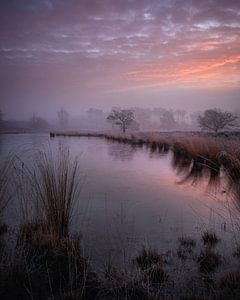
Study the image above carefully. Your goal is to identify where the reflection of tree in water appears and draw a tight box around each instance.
[107,141,137,162]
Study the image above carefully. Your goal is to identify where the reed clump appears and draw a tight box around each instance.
[217,271,240,299]
[0,155,14,219]
[178,237,196,248]
[177,237,196,260]
[0,222,99,300]
[133,247,164,270]
[0,154,15,257]
[219,271,240,290]
[144,264,169,285]
[233,246,240,259]
[25,148,79,239]
[197,249,222,273]
[201,231,220,248]
[133,247,169,290]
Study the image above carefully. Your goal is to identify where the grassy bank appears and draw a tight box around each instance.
[50,130,240,203]
[49,130,240,158]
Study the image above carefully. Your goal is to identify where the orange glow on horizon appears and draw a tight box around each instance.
[125,54,240,89]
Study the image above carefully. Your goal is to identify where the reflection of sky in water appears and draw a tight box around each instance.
[0,134,238,266]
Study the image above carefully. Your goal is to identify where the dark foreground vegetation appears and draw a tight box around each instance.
[0,134,240,299]
[2,224,240,299]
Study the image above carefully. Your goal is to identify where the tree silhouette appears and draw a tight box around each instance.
[107,109,135,133]
[198,109,238,133]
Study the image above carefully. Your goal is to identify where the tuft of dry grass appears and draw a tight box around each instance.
[233,246,240,259]
[133,247,164,270]
[0,155,14,218]
[28,148,79,239]
[201,231,220,247]
[178,237,196,248]
[197,249,222,273]
[0,219,99,300]
[219,271,240,291]
[0,155,14,255]
[177,237,196,260]
[144,264,169,285]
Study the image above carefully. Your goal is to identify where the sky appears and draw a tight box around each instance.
[0,0,240,119]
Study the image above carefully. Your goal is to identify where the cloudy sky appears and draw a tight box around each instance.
[0,0,239,119]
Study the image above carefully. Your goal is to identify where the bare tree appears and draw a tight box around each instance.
[58,108,69,128]
[107,109,135,133]
[198,109,238,133]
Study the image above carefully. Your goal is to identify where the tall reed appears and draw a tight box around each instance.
[24,147,80,238]
[0,155,14,219]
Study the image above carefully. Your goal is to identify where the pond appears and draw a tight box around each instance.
[0,133,238,269]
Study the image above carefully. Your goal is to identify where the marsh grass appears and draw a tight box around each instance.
[0,147,100,300]
[36,149,79,238]
[0,154,14,219]
[178,237,196,248]
[17,147,80,238]
[197,249,222,273]
[201,231,220,248]
[0,154,15,255]
[218,152,240,208]
[233,246,240,259]
[133,247,165,270]
[219,271,240,295]
[0,220,99,300]
[177,237,196,260]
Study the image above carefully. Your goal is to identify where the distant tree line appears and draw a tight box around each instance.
[0,106,239,133]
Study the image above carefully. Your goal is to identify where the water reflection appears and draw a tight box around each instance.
[105,136,239,211]
[107,141,137,162]
[171,148,239,209]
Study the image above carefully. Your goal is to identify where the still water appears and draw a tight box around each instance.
[0,133,238,267]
